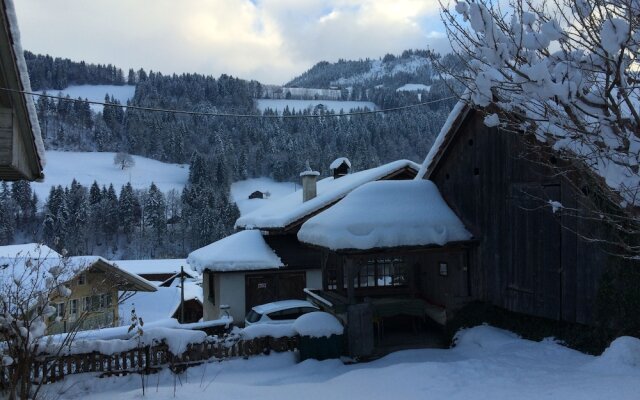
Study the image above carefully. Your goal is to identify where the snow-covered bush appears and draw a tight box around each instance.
[439,0,640,255]
[0,244,77,400]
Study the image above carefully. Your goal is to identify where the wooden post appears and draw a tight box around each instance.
[345,258,355,304]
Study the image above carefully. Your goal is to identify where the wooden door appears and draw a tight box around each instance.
[507,184,562,320]
[244,272,307,313]
[245,274,278,313]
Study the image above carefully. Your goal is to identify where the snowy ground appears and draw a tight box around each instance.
[33,151,188,204]
[255,99,377,113]
[41,325,640,400]
[231,177,298,215]
[37,84,136,113]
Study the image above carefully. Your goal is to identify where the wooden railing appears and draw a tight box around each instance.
[0,335,299,390]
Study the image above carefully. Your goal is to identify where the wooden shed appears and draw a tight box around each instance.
[0,0,45,181]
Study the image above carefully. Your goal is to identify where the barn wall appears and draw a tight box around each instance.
[429,110,608,324]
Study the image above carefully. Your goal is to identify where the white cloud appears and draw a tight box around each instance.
[13,0,448,84]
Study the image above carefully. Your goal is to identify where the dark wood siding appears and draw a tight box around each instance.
[428,110,608,325]
[244,271,306,313]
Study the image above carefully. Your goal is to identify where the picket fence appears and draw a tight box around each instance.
[0,335,299,389]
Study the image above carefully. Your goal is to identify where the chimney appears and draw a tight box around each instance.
[330,157,351,179]
[300,161,320,202]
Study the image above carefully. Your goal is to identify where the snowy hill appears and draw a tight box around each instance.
[38,84,136,113]
[287,51,436,89]
[32,151,188,204]
[231,178,298,215]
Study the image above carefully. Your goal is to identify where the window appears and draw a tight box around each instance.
[69,299,79,316]
[83,296,91,311]
[100,294,112,309]
[208,272,215,304]
[439,262,448,277]
[345,258,407,289]
[77,273,86,285]
[55,302,65,318]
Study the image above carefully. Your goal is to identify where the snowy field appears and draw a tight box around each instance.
[396,83,431,92]
[40,325,640,400]
[231,177,298,215]
[37,84,136,113]
[255,99,377,113]
[32,151,188,203]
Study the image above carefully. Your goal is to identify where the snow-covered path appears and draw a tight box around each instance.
[43,326,640,400]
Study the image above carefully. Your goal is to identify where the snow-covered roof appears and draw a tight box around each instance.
[330,157,351,170]
[3,0,45,168]
[187,230,284,273]
[120,281,202,324]
[112,259,191,277]
[236,159,419,230]
[0,243,59,258]
[67,255,158,292]
[416,99,470,180]
[298,180,472,251]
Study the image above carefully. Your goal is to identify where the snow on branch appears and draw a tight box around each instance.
[441,0,640,208]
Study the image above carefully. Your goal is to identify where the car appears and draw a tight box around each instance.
[244,299,319,326]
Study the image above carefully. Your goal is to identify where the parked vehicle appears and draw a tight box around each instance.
[244,300,319,326]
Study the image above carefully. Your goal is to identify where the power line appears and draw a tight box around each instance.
[0,87,456,119]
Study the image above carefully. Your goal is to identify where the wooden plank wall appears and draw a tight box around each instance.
[429,110,609,325]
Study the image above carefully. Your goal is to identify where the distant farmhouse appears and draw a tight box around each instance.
[0,0,44,180]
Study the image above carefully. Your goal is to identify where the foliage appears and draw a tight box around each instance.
[0,245,75,400]
[439,0,640,256]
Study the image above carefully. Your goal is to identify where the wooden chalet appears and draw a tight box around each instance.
[0,0,45,180]
[296,101,638,356]
[190,159,419,323]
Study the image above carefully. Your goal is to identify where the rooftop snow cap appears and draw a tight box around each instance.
[330,157,351,179]
[300,160,320,202]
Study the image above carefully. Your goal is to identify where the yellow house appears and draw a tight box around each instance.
[48,256,157,334]
[0,244,157,335]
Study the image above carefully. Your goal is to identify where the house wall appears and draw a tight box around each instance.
[48,271,119,334]
[203,269,322,324]
[202,272,246,322]
[428,110,609,324]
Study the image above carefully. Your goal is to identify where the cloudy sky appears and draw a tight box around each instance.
[13,0,449,84]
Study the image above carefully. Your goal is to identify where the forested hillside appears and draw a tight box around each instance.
[17,49,459,258]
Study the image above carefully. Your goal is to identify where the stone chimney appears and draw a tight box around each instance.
[300,161,320,202]
[330,157,351,179]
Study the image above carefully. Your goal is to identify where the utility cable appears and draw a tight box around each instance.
[0,87,456,119]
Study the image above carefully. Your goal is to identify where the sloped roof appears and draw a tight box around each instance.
[416,99,470,180]
[187,229,284,273]
[69,256,157,292]
[298,180,472,251]
[1,0,45,177]
[236,159,419,230]
[119,281,202,323]
[112,258,191,277]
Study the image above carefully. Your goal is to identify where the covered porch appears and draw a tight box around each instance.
[297,179,475,357]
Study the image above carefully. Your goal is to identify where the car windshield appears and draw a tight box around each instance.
[245,309,262,323]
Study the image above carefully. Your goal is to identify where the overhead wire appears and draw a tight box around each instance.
[0,87,456,119]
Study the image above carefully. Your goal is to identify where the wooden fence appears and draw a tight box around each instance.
[0,335,299,390]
